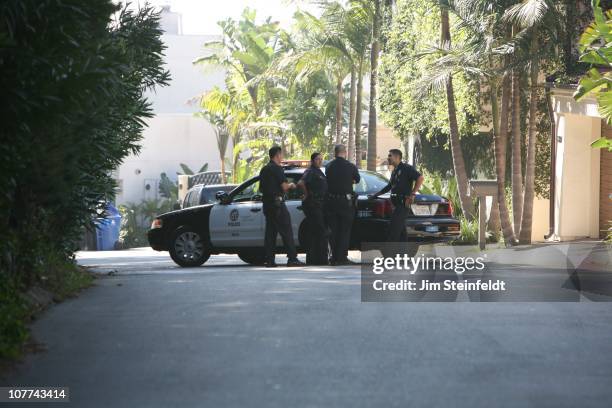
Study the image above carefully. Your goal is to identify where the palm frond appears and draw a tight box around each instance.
[503,0,549,28]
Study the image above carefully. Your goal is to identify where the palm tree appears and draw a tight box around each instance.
[193,8,279,118]
[354,58,366,167]
[510,43,523,236]
[324,0,373,165]
[503,0,561,243]
[289,9,353,149]
[352,1,373,168]
[438,1,476,219]
[367,0,381,171]
[348,67,357,161]
[197,87,237,184]
[496,62,517,244]
[274,3,371,163]
[423,0,515,240]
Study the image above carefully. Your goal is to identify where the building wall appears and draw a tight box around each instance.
[116,114,231,205]
[600,122,612,238]
[375,124,402,175]
[115,27,227,206]
[554,112,601,240]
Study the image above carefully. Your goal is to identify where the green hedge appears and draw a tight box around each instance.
[0,0,168,359]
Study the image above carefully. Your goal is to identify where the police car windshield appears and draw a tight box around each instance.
[354,171,388,194]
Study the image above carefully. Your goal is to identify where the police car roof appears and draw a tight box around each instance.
[191,183,237,189]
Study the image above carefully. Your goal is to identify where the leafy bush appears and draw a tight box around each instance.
[0,280,29,359]
[0,1,168,358]
[451,216,497,246]
[118,199,175,248]
[574,0,612,145]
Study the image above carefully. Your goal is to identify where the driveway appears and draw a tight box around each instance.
[4,244,612,407]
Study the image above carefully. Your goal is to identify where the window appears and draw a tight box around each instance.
[354,172,389,195]
[183,191,193,208]
[201,189,216,205]
[232,178,261,202]
[189,187,202,207]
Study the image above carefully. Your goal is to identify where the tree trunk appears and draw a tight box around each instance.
[355,58,364,168]
[366,0,380,171]
[511,67,523,236]
[335,77,344,145]
[327,124,335,157]
[519,34,539,244]
[487,80,501,238]
[220,154,226,184]
[440,5,475,219]
[231,134,240,184]
[348,67,357,163]
[495,74,517,245]
[488,200,501,237]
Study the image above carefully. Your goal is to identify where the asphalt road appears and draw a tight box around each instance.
[4,246,612,408]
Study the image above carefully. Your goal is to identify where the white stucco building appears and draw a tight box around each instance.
[115,6,227,205]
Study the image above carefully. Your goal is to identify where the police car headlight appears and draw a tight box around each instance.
[151,218,163,229]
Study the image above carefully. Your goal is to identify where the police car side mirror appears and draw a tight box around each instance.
[216,191,230,204]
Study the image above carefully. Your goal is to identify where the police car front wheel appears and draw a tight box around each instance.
[169,227,210,267]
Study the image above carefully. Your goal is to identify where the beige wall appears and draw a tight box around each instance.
[531,197,550,242]
[375,124,402,172]
[553,111,601,240]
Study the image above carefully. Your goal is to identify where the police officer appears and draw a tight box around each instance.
[297,152,329,265]
[260,146,305,267]
[325,144,360,265]
[370,149,424,242]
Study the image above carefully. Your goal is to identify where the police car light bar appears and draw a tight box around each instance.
[281,160,310,168]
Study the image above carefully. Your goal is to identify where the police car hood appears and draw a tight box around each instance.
[157,203,215,219]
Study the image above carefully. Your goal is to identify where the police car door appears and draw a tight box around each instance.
[284,174,306,245]
[209,178,264,247]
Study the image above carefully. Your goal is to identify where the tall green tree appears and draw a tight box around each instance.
[574,0,612,150]
[0,0,169,285]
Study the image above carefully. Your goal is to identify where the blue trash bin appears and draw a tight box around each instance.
[94,204,122,250]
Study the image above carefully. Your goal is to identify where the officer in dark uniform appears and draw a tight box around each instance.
[298,152,329,265]
[260,146,305,267]
[370,149,424,242]
[325,144,360,265]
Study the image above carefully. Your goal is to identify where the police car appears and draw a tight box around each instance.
[147,164,460,267]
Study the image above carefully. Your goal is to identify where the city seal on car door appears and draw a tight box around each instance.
[229,209,240,226]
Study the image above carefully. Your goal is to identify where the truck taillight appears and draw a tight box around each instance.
[448,200,454,216]
[151,218,163,229]
[373,199,393,218]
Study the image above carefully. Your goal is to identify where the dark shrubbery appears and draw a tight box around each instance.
[0,1,169,358]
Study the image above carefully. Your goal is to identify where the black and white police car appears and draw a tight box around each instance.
[148,163,460,267]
